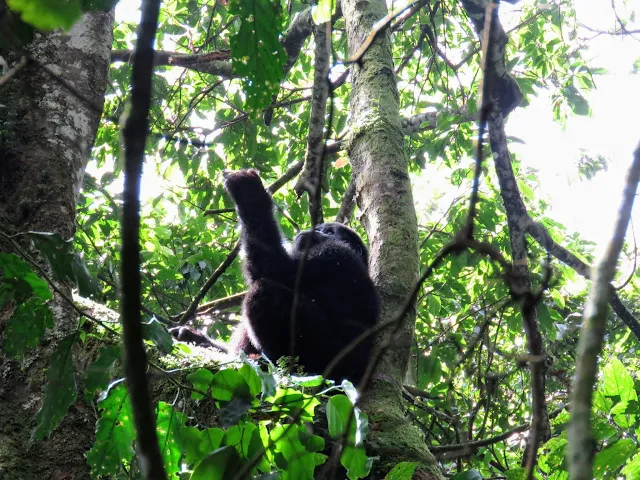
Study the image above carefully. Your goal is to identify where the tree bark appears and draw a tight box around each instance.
[0,10,114,479]
[341,1,442,477]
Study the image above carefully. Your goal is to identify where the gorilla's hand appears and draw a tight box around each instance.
[222,169,270,213]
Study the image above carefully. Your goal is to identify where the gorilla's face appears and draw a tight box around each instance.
[292,222,368,266]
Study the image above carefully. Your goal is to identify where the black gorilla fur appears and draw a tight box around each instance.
[176,170,380,383]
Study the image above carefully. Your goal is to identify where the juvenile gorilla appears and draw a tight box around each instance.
[180,170,380,383]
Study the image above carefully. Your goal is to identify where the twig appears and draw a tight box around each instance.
[346,0,423,64]
[335,178,357,224]
[431,407,565,459]
[568,142,640,480]
[0,56,27,87]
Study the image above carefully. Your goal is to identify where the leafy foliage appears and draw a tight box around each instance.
[4,0,640,478]
[87,384,136,478]
[32,334,78,442]
[6,0,118,30]
[228,0,287,110]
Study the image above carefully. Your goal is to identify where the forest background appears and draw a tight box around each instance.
[1,0,640,479]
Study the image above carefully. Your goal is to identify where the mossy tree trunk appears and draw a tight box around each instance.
[0,10,113,479]
[341,1,443,478]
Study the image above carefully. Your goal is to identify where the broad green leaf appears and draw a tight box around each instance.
[0,253,51,300]
[291,374,325,388]
[187,368,214,400]
[191,446,246,480]
[211,368,252,401]
[269,388,320,421]
[239,362,262,398]
[220,397,253,427]
[7,0,82,30]
[87,384,136,478]
[341,445,372,480]
[2,298,53,360]
[223,423,270,472]
[71,253,101,297]
[28,232,76,284]
[622,451,640,479]
[602,358,637,404]
[271,424,326,480]
[181,426,224,467]
[326,394,368,446]
[32,334,77,441]
[141,317,173,355]
[84,345,120,402]
[385,462,419,480]
[593,439,636,477]
[155,402,187,478]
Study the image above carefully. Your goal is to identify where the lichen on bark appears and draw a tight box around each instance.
[341,0,443,477]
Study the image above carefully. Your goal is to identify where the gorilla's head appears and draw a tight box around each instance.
[292,222,369,266]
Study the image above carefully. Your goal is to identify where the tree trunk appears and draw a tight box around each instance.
[0,10,113,479]
[341,1,443,478]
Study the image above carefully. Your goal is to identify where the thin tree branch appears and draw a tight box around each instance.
[293,22,331,224]
[568,142,640,480]
[335,178,357,224]
[120,0,167,476]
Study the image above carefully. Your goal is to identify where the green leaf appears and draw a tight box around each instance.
[239,362,263,398]
[327,394,369,446]
[565,85,590,116]
[341,445,372,480]
[428,295,441,316]
[32,334,77,442]
[271,424,326,480]
[602,358,637,404]
[224,423,270,471]
[327,394,352,439]
[550,289,565,309]
[2,297,53,360]
[7,0,82,30]
[181,426,225,467]
[622,451,640,479]
[385,462,419,480]
[87,384,136,478]
[71,253,101,297]
[191,446,246,480]
[0,253,51,301]
[155,402,187,477]
[141,317,173,355]
[211,368,252,401]
[228,0,287,110]
[593,439,636,477]
[84,345,120,403]
[28,232,76,285]
[269,388,320,421]
[187,368,214,400]
[220,397,253,427]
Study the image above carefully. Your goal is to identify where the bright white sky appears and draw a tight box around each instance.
[112,0,640,249]
[507,0,640,248]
